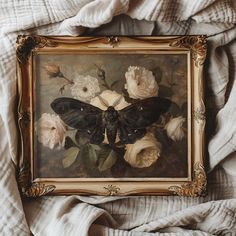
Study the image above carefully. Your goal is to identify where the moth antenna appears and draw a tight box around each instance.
[112,95,122,107]
[98,95,109,107]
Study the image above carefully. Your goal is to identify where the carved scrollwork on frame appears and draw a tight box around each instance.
[168,162,207,197]
[169,35,207,67]
[16,35,58,64]
[17,164,55,197]
[194,108,206,123]
[23,183,56,198]
[107,36,120,47]
[18,110,30,127]
[104,184,120,196]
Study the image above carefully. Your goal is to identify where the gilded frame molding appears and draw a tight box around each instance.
[16,36,207,197]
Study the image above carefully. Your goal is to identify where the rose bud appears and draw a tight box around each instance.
[44,64,63,78]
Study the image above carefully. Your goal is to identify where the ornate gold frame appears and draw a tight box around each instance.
[16,36,207,197]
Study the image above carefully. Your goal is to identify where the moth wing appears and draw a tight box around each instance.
[119,97,171,129]
[118,123,146,144]
[51,97,103,130]
[75,124,105,145]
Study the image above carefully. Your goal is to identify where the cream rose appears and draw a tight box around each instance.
[91,90,130,144]
[37,113,67,149]
[125,66,158,99]
[70,75,100,102]
[165,116,186,141]
[124,134,161,168]
[90,90,130,110]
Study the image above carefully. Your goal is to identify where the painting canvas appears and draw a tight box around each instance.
[17,36,207,197]
[34,53,188,179]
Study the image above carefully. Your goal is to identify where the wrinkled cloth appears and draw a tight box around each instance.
[0,0,236,235]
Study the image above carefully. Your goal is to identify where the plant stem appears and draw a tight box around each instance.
[150,124,165,129]
[102,79,110,89]
[183,127,188,133]
[60,75,74,85]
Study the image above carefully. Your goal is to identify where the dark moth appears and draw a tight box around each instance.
[51,96,171,146]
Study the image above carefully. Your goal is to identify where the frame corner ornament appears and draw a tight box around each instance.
[168,162,207,197]
[17,164,55,197]
[169,35,207,67]
[16,35,58,64]
[23,183,56,198]
[104,184,120,196]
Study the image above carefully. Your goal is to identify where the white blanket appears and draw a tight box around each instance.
[0,0,236,235]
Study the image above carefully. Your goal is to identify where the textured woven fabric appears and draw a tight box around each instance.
[0,0,236,235]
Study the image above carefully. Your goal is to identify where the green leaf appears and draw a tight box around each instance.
[97,145,111,159]
[62,147,80,168]
[98,150,118,172]
[168,102,181,116]
[64,136,77,149]
[76,135,90,146]
[80,144,98,170]
[110,80,119,88]
[159,85,173,97]
[66,129,80,146]
[88,145,98,166]
[90,144,101,151]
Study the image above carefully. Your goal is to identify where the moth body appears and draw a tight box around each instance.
[104,106,119,145]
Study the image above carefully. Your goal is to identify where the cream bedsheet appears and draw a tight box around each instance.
[0,0,236,235]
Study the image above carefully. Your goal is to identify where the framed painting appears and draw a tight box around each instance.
[16,36,207,197]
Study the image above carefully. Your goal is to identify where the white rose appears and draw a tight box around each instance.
[90,90,130,110]
[91,90,130,144]
[124,134,161,168]
[165,116,185,141]
[125,66,158,99]
[37,113,67,149]
[70,75,100,102]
